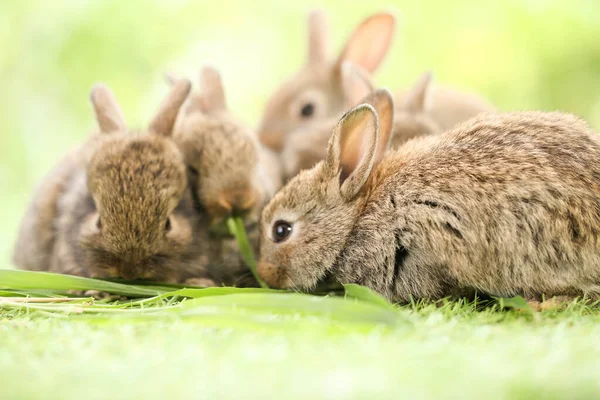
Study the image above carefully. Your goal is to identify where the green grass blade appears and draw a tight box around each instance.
[495,295,533,313]
[0,270,168,297]
[343,284,394,308]
[227,217,269,288]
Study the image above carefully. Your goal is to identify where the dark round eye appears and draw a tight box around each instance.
[188,166,199,177]
[300,103,314,118]
[96,216,102,230]
[272,220,292,243]
[165,218,172,231]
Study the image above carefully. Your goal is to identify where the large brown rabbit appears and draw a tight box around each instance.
[14,80,216,284]
[258,105,600,303]
[170,66,282,285]
[258,10,494,153]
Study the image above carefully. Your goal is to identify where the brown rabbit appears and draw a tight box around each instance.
[172,66,282,227]
[15,80,216,284]
[258,105,600,303]
[280,72,440,180]
[258,10,493,152]
[170,66,282,285]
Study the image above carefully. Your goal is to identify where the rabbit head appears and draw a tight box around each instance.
[258,10,396,152]
[172,67,264,229]
[79,80,200,281]
[257,100,393,289]
[281,86,399,180]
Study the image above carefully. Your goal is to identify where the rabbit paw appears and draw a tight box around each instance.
[526,296,576,311]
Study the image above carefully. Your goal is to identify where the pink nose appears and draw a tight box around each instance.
[259,131,283,152]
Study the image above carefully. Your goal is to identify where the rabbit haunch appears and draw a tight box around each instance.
[14,80,216,284]
[258,108,600,302]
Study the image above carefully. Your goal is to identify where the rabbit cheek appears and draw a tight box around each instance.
[257,260,292,288]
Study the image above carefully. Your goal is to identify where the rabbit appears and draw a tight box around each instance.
[170,66,283,285]
[257,104,600,303]
[257,9,494,153]
[15,79,217,285]
[280,69,442,180]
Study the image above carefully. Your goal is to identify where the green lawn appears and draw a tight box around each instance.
[1,271,600,399]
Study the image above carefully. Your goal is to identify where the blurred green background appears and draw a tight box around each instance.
[1,0,599,266]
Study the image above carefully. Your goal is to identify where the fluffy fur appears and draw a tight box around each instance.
[14,80,215,283]
[171,66,283,285]
[258,9,493,157]
[258,109,600,302]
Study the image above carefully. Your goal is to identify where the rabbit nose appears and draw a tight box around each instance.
[258,131,283,152]
[118,267,138,281]
[257,260,292,288]
[218,189,258,217]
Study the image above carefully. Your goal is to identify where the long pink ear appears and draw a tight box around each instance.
[198,66,227,114]
[149,79,191,136]
[403,71,433,113]
[89,83,127,134]
[307,9,329,64]
[326,104,379,201]
[362,89,394,163]
[335,12,396,74]
[341,61,375,107]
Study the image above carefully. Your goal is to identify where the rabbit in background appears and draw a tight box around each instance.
[280,70,442,180]
[258,9,494,157]
[169,66,283,285]
[14,80,217,285]
[257,99,600,303]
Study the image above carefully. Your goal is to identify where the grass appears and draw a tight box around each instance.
[2,268,600,399]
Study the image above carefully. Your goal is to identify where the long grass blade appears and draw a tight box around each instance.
[227,217,269,288]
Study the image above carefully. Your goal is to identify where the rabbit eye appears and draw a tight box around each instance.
[165,218,172,232]
[188,166,199,177]
[272,220,292,243]
[300,103,315,118]
[96,216,102,230]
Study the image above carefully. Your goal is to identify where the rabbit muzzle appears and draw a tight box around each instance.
[257,260,292,289]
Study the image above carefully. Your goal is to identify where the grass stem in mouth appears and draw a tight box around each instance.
[227,217,269,289]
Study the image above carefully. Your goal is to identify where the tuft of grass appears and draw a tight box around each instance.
[227,216,269,288]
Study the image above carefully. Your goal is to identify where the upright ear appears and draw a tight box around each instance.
[362,89,394,162]
[402,71,433,113]
[148,78,191,136]
[341,62,375,107]
[198,66,227,114]
[325,104,379,201]
[307,9,329,64]
[335,12,396,74]
[89,83,127,134]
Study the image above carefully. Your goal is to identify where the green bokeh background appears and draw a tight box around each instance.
[1,0,599,266]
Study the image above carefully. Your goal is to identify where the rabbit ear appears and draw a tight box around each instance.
[326,104,379,201]
[148,78,191,136]
[335,12,396,74]
[89,83,127,134]
[198,66,227,114]
[341,62,375,107]
[307,9,329,64]
[362,89,394,163]
[403,71,433,113]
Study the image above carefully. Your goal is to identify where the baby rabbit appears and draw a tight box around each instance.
[172,66,282,228]
[170,66,282,285]
[258,105,600,302]
[280,71,439,180]
[15,80,216,284]
[258,10,493,152]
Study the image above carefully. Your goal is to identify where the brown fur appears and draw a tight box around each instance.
[259,109,600,302]
[171,66,282,285]
[14,80,215,284]
[258,10,493,158]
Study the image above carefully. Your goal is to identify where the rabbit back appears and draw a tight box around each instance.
[336,111,600,301]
